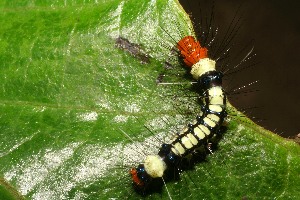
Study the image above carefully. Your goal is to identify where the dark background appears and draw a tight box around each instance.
[178,0,300,138]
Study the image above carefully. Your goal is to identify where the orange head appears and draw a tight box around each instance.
[130,168,145,187]
[177,36,208,67]
[130,163,153,190]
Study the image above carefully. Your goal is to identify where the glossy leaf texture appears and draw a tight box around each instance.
[0,0,299,199]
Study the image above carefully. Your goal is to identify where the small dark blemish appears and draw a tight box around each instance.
[242,196,249,200]
[115,36,150,64]
[163,61,174,70]
[156,73,166,84]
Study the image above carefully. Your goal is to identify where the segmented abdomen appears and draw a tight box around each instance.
[171,86,226,156]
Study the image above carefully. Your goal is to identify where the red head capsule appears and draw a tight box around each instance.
[177,36,208,67]
[130,168,144,187]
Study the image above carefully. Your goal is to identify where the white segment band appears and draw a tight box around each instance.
[190,58,216,79]
[144,155,167,178]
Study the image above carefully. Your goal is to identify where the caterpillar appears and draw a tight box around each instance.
[130,35,227,192]
[111,0,258,197]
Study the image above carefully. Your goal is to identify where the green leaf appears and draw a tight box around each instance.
[0,0,299,199]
